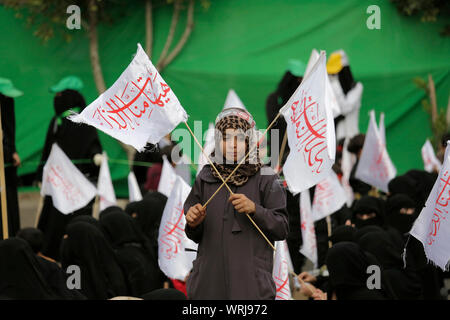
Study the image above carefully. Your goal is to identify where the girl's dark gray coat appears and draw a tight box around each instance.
[184,165,289,300]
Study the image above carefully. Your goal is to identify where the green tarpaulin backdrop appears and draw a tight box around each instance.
[0,0,449,196]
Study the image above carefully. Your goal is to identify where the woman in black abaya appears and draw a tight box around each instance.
[36,84,102,260]
[60,221,128,299]
[99,210,166,296]
[16,227,87,300]
[0,238,57,300]
[358,231,423,299]
[326,242,389,300]
[125,191,168,259]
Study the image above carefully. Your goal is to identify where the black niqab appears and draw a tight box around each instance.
[386,194,418,235]
[352,196,386,229]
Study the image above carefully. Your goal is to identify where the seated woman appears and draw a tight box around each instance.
[100,209,167,296]
[325,242,389,300]
[0,238,57,299]
[60,221,128,299]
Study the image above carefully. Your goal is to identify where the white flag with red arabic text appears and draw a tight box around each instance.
[41,144,97,214]
[69,43,188,151]
[410,141,450,271]
[280,51,335,194]
[158,176,198,280]
[312,170,347,222]
[273,240,294,300]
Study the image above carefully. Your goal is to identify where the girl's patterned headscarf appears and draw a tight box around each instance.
[211,108,262,186]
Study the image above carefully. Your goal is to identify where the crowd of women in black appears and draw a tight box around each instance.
[267,68,450,300]
[0,81,185,300]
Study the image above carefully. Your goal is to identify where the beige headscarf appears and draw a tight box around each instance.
[210,108,262,186]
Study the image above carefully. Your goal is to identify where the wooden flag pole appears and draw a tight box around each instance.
[0,103,9,239]
[183,121,234,195]
[184,121,276,251]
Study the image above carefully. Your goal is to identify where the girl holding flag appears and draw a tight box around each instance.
[184,107,289,300]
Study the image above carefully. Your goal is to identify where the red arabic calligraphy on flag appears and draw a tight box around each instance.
[273,240,293,300]
[69,43,188,151]
[158,176,197,280]
[410,142,450,271]
[160,201,186,259]
[46,165,83,207]
[280,51,335,194]
[41,144,97,214]
[312,170,346,222]
[289,92,327,173]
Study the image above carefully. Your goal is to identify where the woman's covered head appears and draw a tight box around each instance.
[214,108,258,165]
[386,194,417,234]
[53,89,86,115]
[351,195,386,229]
[209,108,263,186]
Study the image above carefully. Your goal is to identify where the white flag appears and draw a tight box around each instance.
[422,139,442,173]
[158,176,198,280]
[157,155,178,197]
[223,89,247,111]
[197,122,215,176]
[273,240,294,300]
[69,43,188,151]
[299,190,318,268]
[280,51,335,194]
[410,141,450,271]
[312,170,347,222]
[41,144,97,214]
[305,49,341,118]
[128,171,143,202]
[355,110,396,193]
[98,152,117,211]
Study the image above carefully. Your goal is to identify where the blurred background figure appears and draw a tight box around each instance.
[0,77,23,239]
[326,50,364,141]
[266,59,304,163]
[36,76,103,260]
